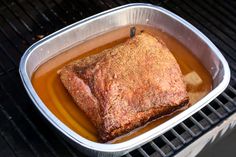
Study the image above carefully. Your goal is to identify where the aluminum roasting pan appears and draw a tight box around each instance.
[19,3,230,157]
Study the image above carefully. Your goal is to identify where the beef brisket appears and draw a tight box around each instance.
[59,33,189,142]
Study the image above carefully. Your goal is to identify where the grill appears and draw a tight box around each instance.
[0,0,236,157]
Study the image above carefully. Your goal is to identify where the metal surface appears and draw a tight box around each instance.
[0,0,236,157]
[19,3,230,157]
[175,111,236,157]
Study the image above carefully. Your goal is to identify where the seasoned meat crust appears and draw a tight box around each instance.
[59,33,189,142]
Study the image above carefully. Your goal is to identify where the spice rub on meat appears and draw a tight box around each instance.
[59,32,189,142]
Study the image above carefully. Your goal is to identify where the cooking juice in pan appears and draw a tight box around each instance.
[32,25,212,143]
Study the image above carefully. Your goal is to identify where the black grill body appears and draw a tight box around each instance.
[0,0,236,157]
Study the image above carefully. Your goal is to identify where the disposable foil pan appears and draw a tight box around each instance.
[19,3,230,157]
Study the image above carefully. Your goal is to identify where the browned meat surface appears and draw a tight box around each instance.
[59,33,189,142]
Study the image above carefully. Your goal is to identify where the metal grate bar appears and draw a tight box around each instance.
[0,67,4,76]
[221,93,236,106]
[51,0,71,16]
[24,0,54,26]
[88,0,109,10]
[185,0,236,40]
[1,70,79,156]
[125,153,133,157]
[0,99,40,157]
[37,0,66,25]
[228,85,236,95]
[226,0,236,7]
[42,0,68,24]
[215,0,236,17]
[170,0,236,63]
[214,98,232,113]
[2,1,32,44]
[182,0,236,43]
[161,6,236,73]
[165,0,236,66]
[189,116,205,131]
[198,110,214,125]
[52,134,79,157]
[97,0,113,9]
[138,147,150,157]
[160,135,176,151]
[103,0,119,8]
[0,43,20,66]
[0,134,17,157]
[0,11,31,45]
[0,0,33,32]
[13,0,43,29]
[180,123,195,137]
[29,0,64,28]
[0,51,15,72]
[0,27,22,54]
[207,104,224,119]
[150,141,165,157]
[114,0,127,5]
[170,129,186,144]
[205,0,236,25]
[54,0,79,22]
[232,75,236,83]
[0,112,35,157]
[51,0,78,24]
[68,0,91,19]
[1,98,56,157]
[0,75,61,157]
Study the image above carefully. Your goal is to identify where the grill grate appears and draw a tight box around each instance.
[0,0,235,157]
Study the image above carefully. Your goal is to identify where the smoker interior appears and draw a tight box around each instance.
[0,0,236,157]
